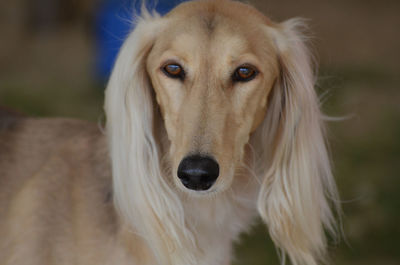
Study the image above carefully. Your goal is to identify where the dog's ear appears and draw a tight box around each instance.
[255,19,340,265]
[105,13,197,265]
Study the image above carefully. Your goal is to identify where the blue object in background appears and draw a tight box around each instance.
[95,0,189,81]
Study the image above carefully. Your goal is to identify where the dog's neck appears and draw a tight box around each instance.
[111,117,261,265]
[182,178,259,264]
[121,166,259,265]
[116,180,259,265]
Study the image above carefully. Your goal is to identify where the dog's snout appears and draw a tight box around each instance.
[177,155,219,191]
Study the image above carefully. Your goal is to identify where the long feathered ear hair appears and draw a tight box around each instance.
[104,11,198,265]
[254,19,340,265]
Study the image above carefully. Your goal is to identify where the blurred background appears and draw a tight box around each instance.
[0,0,399,264]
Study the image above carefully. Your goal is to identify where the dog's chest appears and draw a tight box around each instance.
[182,183,259,264]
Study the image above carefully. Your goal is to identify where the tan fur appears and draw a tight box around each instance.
[0,1,339,265]
[146,1,278,195]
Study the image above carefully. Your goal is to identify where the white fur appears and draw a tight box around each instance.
[256,19,340,265]
[104,7,339,265]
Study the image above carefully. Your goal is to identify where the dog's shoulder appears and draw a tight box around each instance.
[0,112,116,257]
[0,112,110,196]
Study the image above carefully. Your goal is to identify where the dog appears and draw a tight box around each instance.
[0,0,340,264]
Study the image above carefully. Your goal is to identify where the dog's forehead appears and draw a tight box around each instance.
[166,0,272,27]
[160,22,251,62]
[157,4,275,66]
[165,2,269,42]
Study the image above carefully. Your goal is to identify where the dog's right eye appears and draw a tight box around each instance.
[162,63,185,80]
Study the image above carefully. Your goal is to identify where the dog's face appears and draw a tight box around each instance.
[107,2,338,263]
[147,2,279,194]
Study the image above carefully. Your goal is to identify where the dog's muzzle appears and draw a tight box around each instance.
[177,155,219,191]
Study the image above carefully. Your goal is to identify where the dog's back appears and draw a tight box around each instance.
[0,111,120,265]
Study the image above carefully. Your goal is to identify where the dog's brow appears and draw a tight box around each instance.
[202,14,217,34]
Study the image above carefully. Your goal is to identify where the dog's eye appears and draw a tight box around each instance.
[233,65,258,82]
[162,63,185,80]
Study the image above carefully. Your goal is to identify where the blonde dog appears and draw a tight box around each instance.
[0,1,340,264]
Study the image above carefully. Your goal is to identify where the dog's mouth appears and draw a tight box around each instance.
[177,154,220,191]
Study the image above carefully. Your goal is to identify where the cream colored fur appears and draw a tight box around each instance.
[0,1,339,265]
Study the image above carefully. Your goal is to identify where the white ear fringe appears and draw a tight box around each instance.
[257,19,340,265]
[104,13,199,265]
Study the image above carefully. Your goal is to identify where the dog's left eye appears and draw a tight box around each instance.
[232,65,258,82]
[162,63,185,80]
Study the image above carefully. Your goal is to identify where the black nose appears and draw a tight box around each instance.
[177,155,219,191]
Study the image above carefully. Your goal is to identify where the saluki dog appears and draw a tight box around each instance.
[0,0,340,264]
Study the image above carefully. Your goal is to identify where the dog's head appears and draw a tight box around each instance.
[105,1,339,264]
[146,2,278,193]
